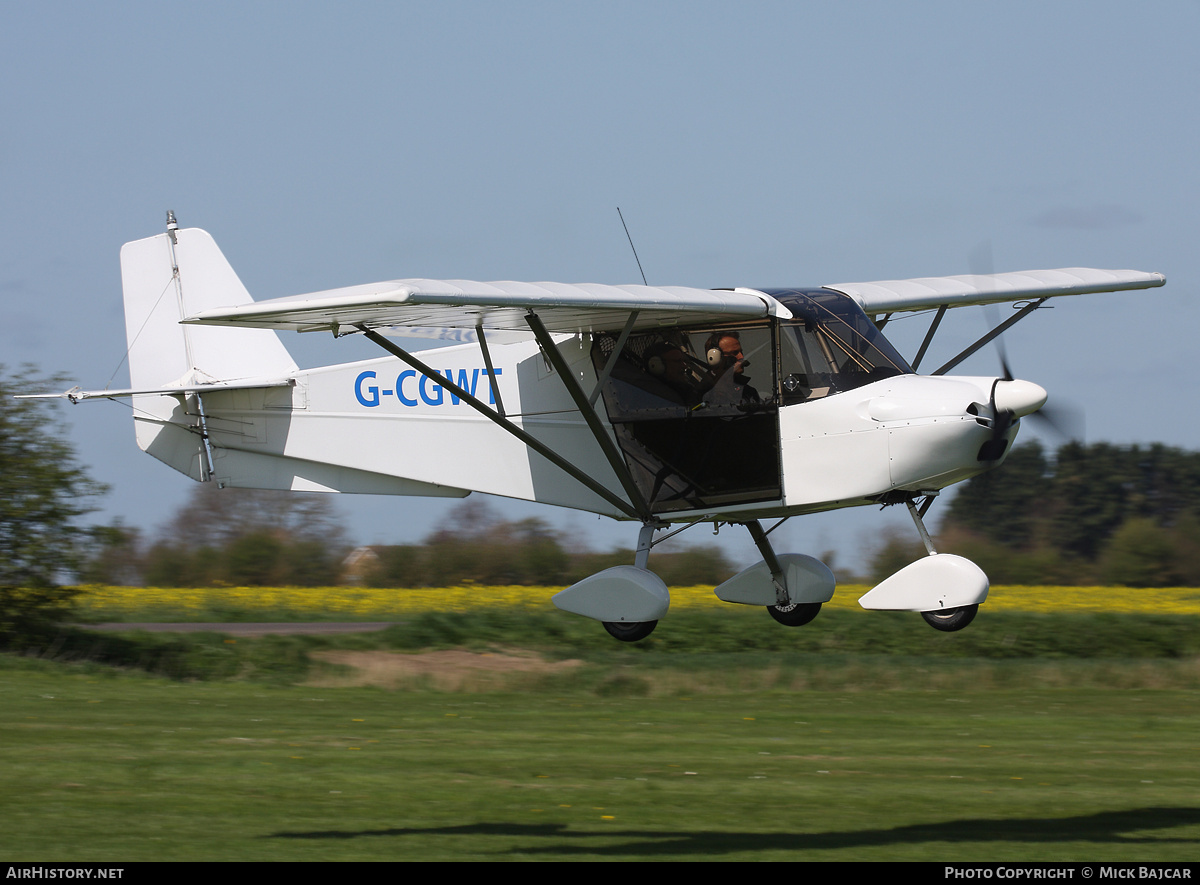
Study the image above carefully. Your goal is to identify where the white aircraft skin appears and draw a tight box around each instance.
[148,343,1032,517]
[39,219,1164,641]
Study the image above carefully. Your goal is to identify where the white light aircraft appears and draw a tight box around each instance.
[38,215,1165,640]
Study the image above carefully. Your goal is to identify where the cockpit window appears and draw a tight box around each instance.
[586,291,911,513]
[768,288,912,404]
[590,325,781,513]
[592,325,775,420]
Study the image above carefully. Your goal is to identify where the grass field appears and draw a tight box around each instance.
[3,585,1199,861]
[3,659,1198,861]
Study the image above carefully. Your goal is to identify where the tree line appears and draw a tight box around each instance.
[85,439,1200,590]
[84,491,735,590]
[352,499,734,588]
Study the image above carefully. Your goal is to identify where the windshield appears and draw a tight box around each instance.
[766,288,913,404]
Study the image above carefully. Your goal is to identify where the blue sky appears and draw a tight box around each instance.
[2,2,1196,570]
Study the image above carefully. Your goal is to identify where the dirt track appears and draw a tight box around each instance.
[310,648,582,689]
[84,622,583,688]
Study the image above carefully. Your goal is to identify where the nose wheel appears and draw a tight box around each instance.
[921,604,978,632]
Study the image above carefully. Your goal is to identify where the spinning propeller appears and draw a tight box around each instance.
[988,310,1083,444]
[970,244,1083,460]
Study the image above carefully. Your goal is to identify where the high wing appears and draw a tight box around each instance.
[184,267,1165,334]
[183,279,793,334]
[823,267,1165,315]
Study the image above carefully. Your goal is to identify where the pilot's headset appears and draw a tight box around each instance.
[705,332,740,370]
[645,342,674,377]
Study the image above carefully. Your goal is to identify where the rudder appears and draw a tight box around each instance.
[119,225,297,389]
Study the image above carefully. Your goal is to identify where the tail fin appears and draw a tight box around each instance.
[120,226,297,389]
[119,224,298,479]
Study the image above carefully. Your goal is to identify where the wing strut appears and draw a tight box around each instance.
[356,326,643,521]
[931,298,1047,376]
[524,311,652,522]
[474,322,506,418]
[588,311,639,407]
[911,305,947,372]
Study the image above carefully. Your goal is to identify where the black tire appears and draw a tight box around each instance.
[603,620,658,642]
[921,604,979,633]
[767,601,822,627]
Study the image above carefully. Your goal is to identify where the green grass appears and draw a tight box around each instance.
[1,654,1199,860]
[22,609,1200,684]
[4,606,1199,861]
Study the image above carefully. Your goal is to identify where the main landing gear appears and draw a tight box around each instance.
[767,601,823,627]
[555,500,989,641]
[743,519,828,627]
[553,518,837,643]
[710,519,837,628]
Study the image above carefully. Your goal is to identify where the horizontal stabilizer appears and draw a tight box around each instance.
[19,376,296,404]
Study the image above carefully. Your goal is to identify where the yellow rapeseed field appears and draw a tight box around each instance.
[76,582,1200,619]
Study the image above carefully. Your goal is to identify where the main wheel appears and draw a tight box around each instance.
[767,601,822,627]
[603,620,658,642]
[921,604,979,633]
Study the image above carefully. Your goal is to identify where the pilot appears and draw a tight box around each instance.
[644,342,704,407]
[703,332,760,405]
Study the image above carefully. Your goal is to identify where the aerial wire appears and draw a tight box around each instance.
[617,207,648,286]
[105,275,176,389]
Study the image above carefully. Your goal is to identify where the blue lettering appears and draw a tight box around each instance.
[487,367,503,404]
[396,370,418,406]
[419,373,444,406]
[443,368,479,405]
[460,368,480,396]
[355,371,380,407]
[442,370,460,405]
[356,367,503,407]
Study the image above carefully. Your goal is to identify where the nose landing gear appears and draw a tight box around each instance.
[921,604,979,632]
